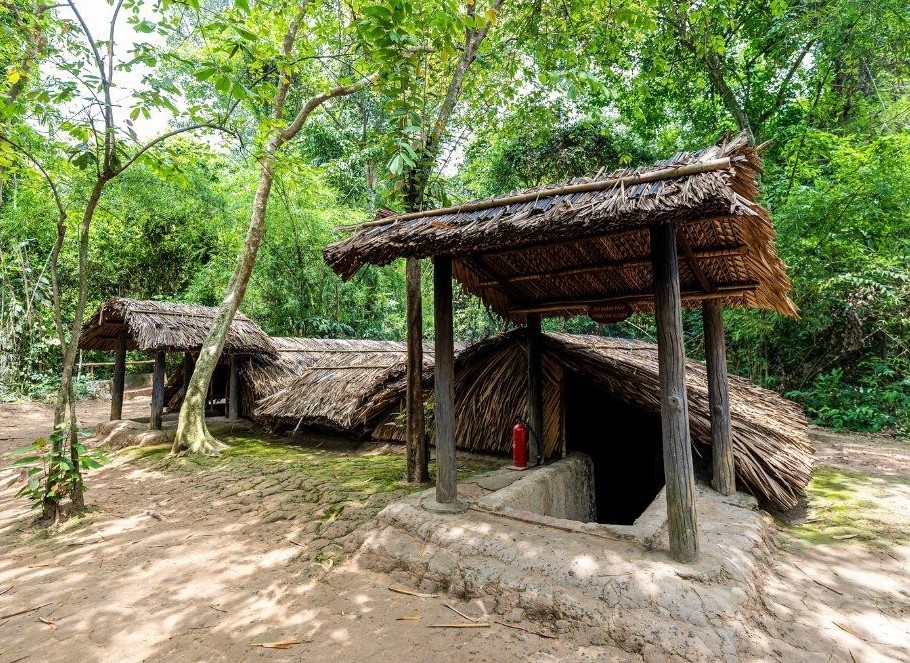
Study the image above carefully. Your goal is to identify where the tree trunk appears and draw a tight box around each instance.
[703,52,754,143]
[405,257,428,482]
[173,135,280,454]
[53,177,107,513]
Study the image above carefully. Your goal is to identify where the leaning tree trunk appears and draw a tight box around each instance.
[49,177,105,514]
[172,136,279,455]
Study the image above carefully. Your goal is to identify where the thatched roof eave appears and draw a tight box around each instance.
[78,298,277,356]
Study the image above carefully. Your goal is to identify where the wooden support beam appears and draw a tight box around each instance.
[228,355,240,422]
[703,299,735,496]
[476,245,748,288]
[526,314,544,465]
[651,222,699,564]
[182,352,194,395]
[677,233,713,293]
[110,332,127,421]
[150,351,166,431]
[434,256,457,505]
[509,283,757,315]
[406,257,429,483]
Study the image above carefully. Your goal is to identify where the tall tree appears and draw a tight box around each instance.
[359,0,505,482]
[172,0,382,454]
[1,0,235,510]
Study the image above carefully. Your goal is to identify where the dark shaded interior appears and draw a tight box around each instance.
[565,373,665,525]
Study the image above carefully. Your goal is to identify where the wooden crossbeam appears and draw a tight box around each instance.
[677,233,713,292]
[509,283,757,315]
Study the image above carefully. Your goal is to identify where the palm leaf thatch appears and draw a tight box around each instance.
[372,330,812,511]
[79,297,277,356]
[253,338,431,435]
[325,133,796,324]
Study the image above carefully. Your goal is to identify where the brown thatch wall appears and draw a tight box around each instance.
[253,338,429,435]
[372,330,812,511]
[79,297,277,356]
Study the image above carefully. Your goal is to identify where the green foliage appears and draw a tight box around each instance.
[2,0,909,441]
[7,426,109,511]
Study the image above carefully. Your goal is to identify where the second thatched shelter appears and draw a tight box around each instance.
[368,330,813,512]
[253,338,430,435]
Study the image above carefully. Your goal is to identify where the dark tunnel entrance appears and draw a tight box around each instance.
[565,373,665,525]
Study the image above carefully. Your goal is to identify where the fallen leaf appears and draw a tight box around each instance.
[396,615,422,621]
[38,616,57,630]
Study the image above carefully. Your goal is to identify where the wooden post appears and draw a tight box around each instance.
[703,299,735,495]
[182,352,194,396]
[526,313,544,464]
[110,332,127,421]
[433,256,457,505]
[651,222,699,563]
[150,351,166,430]
[406,257,429,483]
[228,355,240,421]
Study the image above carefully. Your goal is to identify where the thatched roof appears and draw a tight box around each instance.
[372,330,812,511]
[325,133,797,324]
[253,338,430,434]
[78,297,277,356]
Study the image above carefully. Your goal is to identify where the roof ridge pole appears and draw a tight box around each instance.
[703,299,735,495]
[424,255,466,513]
[651,222,699,563]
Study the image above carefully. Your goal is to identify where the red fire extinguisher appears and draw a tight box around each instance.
[509,420,529,470]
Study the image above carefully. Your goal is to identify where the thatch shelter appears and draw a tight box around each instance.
[326,133,796,324]
[325,133,798,562]
[369,331,812,513]
[79,297,276,428]
[254,338,432,435]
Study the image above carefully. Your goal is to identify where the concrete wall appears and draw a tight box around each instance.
[478,453,597,522]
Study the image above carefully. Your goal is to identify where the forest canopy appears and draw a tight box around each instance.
[1,0,908,436]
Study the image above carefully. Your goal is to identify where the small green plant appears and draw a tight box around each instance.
[7,425,108,515]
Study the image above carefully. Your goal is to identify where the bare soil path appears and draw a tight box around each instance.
[0,399,907,662]
[0,399,631,662]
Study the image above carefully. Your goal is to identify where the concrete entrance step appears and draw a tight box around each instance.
[359,485,799,662]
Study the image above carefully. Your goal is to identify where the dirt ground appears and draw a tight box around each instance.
[0,397,907,662]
